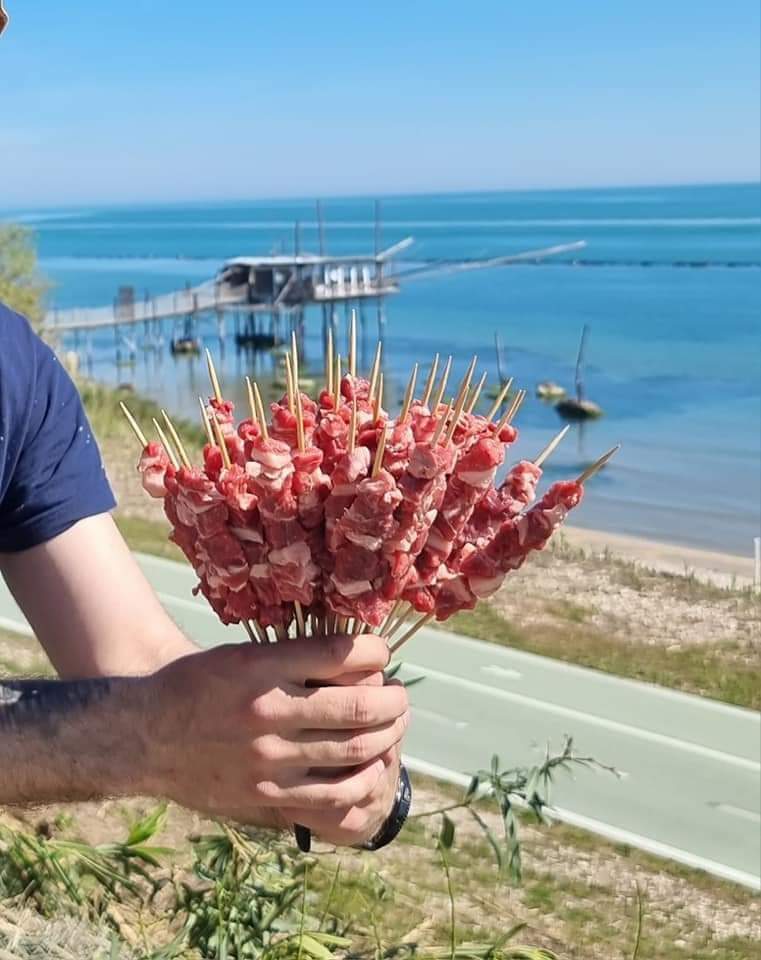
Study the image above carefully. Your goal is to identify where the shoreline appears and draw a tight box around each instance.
[562,524,756,589]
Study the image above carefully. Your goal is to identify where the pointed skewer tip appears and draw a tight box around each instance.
[576,444,621,484]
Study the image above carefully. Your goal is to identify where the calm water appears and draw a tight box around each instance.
[6,183,761,555]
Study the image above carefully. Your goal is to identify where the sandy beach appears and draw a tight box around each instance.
[563,525,757,589]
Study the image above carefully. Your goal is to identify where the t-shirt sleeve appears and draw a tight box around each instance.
[0,310,116,552]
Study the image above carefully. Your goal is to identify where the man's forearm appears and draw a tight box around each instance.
[0,676,156,805]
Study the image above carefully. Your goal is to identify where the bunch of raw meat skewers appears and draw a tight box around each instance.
[122,328,617,653]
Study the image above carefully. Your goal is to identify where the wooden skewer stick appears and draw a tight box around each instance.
[153,418,179,470]
[252,382,269,440]
[245,376,258,425]
[285,354,296,413]
[373,373,384,422]
[294,601,306,636]
[347,398,358,454]
[431,401,453,445]
[333,353,342,409]
[368,341,382,402]
[379,599,402,636]
[120,401,148,448]
[399,363,419,422]
[371,426,387,478]
[349,309,357,378]
[295,397,306,452]
[495,389,526,432]
[161,409,192,469]
[430,355,452,411]
[389,612,434,654]
[444,357,477,445]
[205,348,223,403]
[383,603,412,640]
[576,444,621,484]
[465,371,488,415]
[533,425,570,468]
[486,377,514,421]
[210,409,232,470]
[197,397,215,447]
[421,353,440,408]
[291,331,300,390]
[326,326,334,396]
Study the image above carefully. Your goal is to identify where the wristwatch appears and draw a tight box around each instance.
[294,764,412,853]
[360,763,412,851]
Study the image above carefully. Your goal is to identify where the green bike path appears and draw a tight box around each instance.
[1,552,758,889]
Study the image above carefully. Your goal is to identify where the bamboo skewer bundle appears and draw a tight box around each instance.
[121,336,620,655]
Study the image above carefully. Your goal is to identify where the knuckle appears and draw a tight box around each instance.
[344,733,369,765]
[249,690,287,726]
[251,777,279,802]
[250,735,279,765]
[348,693,373,726]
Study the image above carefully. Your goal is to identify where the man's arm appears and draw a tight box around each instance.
[0,512,197,677]
[0,636,408,846]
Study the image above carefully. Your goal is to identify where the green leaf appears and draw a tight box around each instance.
[464,774,480,801]
[402,674,426,688]
[467,807,504,873]
[384,662,402,680]
[292,933,337,959]
[439,814,456,850]
[126,804,168,847]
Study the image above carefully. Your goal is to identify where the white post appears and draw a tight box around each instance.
[754,537,760,593]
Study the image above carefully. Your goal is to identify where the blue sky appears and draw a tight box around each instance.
[2,1,759,205]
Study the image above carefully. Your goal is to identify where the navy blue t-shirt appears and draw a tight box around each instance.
[0,304,116,552]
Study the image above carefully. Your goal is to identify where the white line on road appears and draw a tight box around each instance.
[414,707,468,730]
[430,626,761,721]
[403,661,761,773]
[481,664,522,680]
[707,802,761,824]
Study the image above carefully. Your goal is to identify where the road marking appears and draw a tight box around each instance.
[403,754,761,892]
[428,625,761,721]
[403,661,761,773]
[414,707,468,730]
[481,664,522,681]
[707,802,761,824]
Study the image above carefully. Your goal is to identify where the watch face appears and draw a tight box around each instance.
[0,3,8,36]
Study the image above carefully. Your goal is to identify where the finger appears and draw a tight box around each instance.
[287,752,399,845]
[289,683,409,731]
[254,756,386,809]
[270,633,389,684]
[268,712,409,768]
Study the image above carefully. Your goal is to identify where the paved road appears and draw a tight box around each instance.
[1,552,758,889]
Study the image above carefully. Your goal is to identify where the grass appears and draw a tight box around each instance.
[114,515,183,562]
[446,596,761,710]
[79,379,206,452]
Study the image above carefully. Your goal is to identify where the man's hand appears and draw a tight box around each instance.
[140,632,408,846]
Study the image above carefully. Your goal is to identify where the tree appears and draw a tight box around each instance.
[0,224,48,325]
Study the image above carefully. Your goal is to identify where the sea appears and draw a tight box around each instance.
[6,182,760,556]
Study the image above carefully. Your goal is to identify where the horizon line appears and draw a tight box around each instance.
[2,178,757,216]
